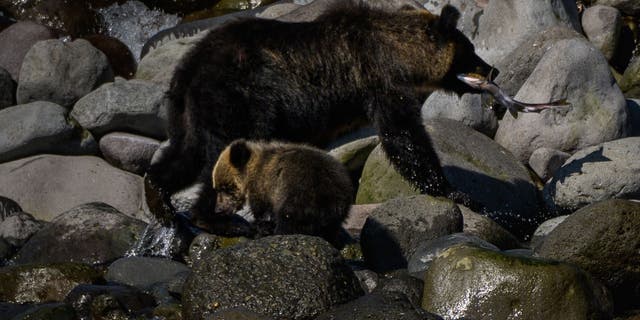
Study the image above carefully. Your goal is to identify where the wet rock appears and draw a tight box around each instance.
[535,199,640,312]
[422,244,613,320]
[358,119,542,239]
[474,0,581,65]
[99,132,161,175]
[206,307,275,320]
[0,67,14,109]
[407,233,499,280]
[353,269,378,294]
[582,5,622,61]
[621,56,640,98]
[0,155,146,222]
[186,233,248,267]
[374,269,424,308]
[495,38,629,163]
[72,78,168,139]
[329,135,378,178]
[595,0,640,15]
[460,206,522,250]
[316,291,442,320]
[9,303,76,320]
[0,0,101,37]
[0,263,102,303]
[528,147,571,182]
[0,302,33,320]
[0,196,21,221]
[530,215,569,249]
[422,92,498,137]
[17,39,114,108]
[0,212,46,247]
[83,35,137,79]
[0,21,57,81]
[106,256,189,290]
[183,235,363,319]
[0,102,97,163]
[64,284,156,320]
[11,202,146,265]
[360,195,463,273]
[543,137,640,214]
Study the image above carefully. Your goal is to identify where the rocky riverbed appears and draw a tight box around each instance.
[1,0,640,319]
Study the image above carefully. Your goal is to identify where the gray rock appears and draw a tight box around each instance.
[421,92,498,137]
[474,0,581,65]
[0,21,57,81]
[535,199,640,312]
[106,256,189,290]
[99,132,161,175]
[183,235,363,320]
[495,38,629,163]
[329,135,378,177]
[595,0,640,15]
[17,39,113,107]
[373,269,425,308]
[423,0,485,40]
[0,101,97,163]
[0,196,21,221]
[582,5,622,61]
[11,202,146,265]
[628,99,640,136]
[0,263,102,303]
[407,232,499,280]
[530,215,569,249]
[186,233,248,267]
[460,206,522,250]
[71,78,168,139]
[316,292,442,320]
[64,284,156,320]
[0,67,14,109]
[357,119,542,239]
[0,155,146,222]
[543,137,640,214]
[620,56,640,98]
[0,212,45,247]
[422,244,613,320]
[529,147,571,182]
[353,269,378,294]
[360,195,463,273]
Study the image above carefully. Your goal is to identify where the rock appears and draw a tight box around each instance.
[0,263,102,303]
[422,244,613,319]
[353,269,378,294]
[99,132,161,175]
[342,204,380,236]
[528,147,571,182]
[9,303,76,320]
[0,155,146,222]
[460,206,522,250]
[595,0,640,15]
[0,67,14,109]
[621,56,640,98]
[534,199,640,312]
[373,269,424,308]
[543,137,640,214]
[495,38,629,163]
[628,99,640,136]
[329,135,378,176]
[421,92,498,137]
[71,77,168,139]
[530,215,569,249]
[206,308,275,320]
[0,196,22,221]
[423,0,485,39]
[183,235,363,320]
[0,101,97,163]
[64,284,156,319]
[0,21,57,81]
[360,195,463,273]
[11,202,146,265]
[0,303,33,320]
[474,0,581,65]
[106,256,189,290]
[316,292,442,320]
[186,233,248,267]
[582,5,622,61]
[358,119,542,239]
[0,0,101,37]
[83,35,137,79]
[16,39,114,108]
[0,212,46,247]
[407,232,499,280]
[0,238,11,264]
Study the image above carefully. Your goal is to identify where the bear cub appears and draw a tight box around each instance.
[212,139,353,247]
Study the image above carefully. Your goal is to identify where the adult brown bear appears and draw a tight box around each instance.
[145,3,494,233]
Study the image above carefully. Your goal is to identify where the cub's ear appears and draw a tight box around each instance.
[438,5,460,32]
[228,139,252,169]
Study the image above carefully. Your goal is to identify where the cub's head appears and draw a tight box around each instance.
[212,139,253,215]
[432,5,496,96]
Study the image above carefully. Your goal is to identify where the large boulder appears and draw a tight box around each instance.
[422,245,613,320]
[16,39,114,108]
[11,202,146,265]
[421,92,498,137]
[495,38,629,163]
[316,292,442,320]
[0,21,57,81]
[99,132,161,175]
[71,78,168,139]
[535,199,640,312]
[183,235,363,320]
[106,256,189,290]
[0,155,146,222]
[0,101,97,163]
[543,137,640,214]
[595,0,640,15]
[582,5,622,61]
[620,56,640,99]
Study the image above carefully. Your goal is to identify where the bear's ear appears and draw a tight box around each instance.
[438,5,460,33]
[228,139,252,169]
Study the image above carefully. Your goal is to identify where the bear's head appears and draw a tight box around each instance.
[432,5,496,96]
[212,139,253,215]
